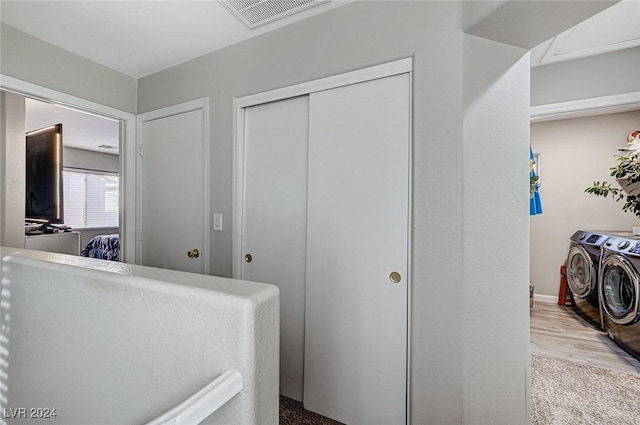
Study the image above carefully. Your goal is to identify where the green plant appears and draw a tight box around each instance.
[585,153,640,218]
[530,155,540,198]
[530,174,539,198]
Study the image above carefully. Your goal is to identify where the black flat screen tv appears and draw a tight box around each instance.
[25,124,64,224]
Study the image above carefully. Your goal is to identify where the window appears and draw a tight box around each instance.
[63,169,119,228]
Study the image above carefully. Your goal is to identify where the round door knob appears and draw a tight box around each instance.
[389,271,402,283]
[187,248,200,258]
[245,254,253,263]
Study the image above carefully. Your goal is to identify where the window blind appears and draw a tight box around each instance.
[63,169,119,229]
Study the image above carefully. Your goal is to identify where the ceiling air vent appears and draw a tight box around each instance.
[221,0,330,29]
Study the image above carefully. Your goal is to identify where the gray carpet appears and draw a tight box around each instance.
[281,355,640,424]
[280,396,344,425]
[532,355,640,425]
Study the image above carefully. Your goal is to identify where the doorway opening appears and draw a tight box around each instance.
[0,81,135,262]
[25,97,121,258]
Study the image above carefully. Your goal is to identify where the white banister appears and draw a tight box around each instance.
[146,370,243,425]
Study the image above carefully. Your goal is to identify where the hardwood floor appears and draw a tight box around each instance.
[530,301,640,376]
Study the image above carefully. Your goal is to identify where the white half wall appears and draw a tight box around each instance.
[530,110,640,297]
[1,247,279,425]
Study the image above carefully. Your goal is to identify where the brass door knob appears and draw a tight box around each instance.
[245,254,253,263]
[389,271,402,283]
[187,248,200,258]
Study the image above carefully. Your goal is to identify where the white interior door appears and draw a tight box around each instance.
[138,100,208,274]
[241,95,309,401]
[304,74,410,425]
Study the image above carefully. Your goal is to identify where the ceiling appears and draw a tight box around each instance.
[3,0,639,155]
[25,98,120,155]
[3,0,353,155]
[0,0,352,78]
[530,0,640,67]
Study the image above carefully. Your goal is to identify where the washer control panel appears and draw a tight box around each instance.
[618,240,631,250]
[604,237,640,256]
[571,230,608,246]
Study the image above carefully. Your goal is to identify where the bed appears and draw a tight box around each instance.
[80,234,119,261]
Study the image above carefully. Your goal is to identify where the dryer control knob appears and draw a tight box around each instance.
[618,240,630,250]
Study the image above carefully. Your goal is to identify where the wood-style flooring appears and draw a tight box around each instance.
[530,301,640,376]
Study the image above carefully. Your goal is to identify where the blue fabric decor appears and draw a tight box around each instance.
[81,234,120,261]
[530,147,543,215]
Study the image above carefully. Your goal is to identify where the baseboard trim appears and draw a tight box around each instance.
[534,294,558,304]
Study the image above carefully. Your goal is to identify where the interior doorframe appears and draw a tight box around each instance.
[231,57,413,425]
[0,74,136,263]
[136,98,211,274]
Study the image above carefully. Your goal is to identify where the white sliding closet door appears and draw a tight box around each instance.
[304,74,410,425]
[241,95,310,401]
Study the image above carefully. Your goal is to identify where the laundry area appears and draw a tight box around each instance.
[527,2,640,422]
[529,4,640,417]
[530,113,640,347]
[530,115,640,423]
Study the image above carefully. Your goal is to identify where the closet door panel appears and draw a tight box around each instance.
[241,95,309,401]
[304,74,410,424]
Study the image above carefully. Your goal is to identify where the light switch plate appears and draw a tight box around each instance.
[214,214,222,231]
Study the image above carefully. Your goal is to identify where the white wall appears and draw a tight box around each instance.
[531,47,640,106]
[138,2,468,422]
[465,0,617,50]
[0,92,25,248]
[63,147,119,173]
[530,110,640,296]
[1,247,279,425]
[0,1,614,423]
[136,1,612,423]
[463,35,531,424]
[0,23,137,114]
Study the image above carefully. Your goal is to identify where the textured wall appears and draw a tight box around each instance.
[1,248,279,424]
[463,34,531,424]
